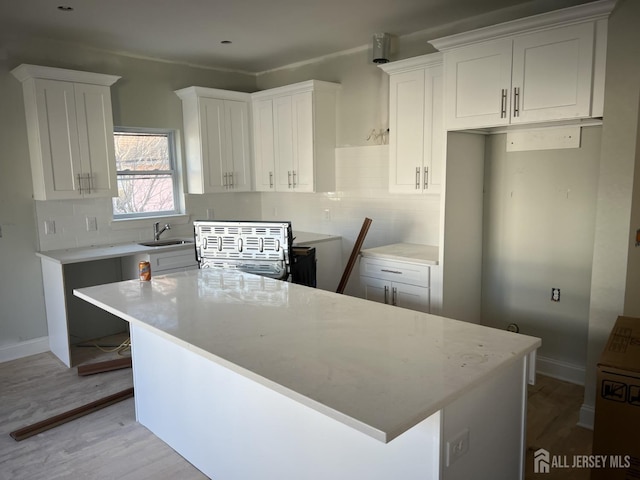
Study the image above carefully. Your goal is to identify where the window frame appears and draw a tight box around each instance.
[112,126,181,220]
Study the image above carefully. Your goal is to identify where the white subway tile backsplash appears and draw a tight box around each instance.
[33,145,440,255]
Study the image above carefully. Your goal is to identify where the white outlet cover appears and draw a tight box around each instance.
[446,427,470,467]
[44,220,56,235]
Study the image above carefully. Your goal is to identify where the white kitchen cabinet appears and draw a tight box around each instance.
[430,2,613,130]
[379,53,444,194]
[252,80,339,193]
[360,255,431,314]
[11,64,121,200]
[175,87,252,193]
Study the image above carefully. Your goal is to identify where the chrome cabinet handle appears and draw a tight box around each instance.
[223,172,228,188]
[381,269,402,274]
[292,170,297,188]
[424,166,429,189]
[415,167,420,189]
[269,171,273,188]
[513,87,520,117]
[77,173,83,195]
[392,287,398,306]
[500,89,507,118]
[384,285,389,304]
[288,171,292,188]
[87,173,92,194]
[229,172,234,188]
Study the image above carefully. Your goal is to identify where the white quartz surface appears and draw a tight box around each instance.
[293,231,341,246]
[361,243,439,265]
[36,240,195,264]
[37,231,336,264]
[75,269,539,443]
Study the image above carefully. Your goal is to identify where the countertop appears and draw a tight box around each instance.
[361,243,439,265]
[37,231,338,264]
[75,268,540,443]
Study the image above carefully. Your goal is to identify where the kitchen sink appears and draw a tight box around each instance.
[139,239,194,247]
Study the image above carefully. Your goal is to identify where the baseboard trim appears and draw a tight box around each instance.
[0,337,49,363]
[536,355,585,386]
[578,404,595,430]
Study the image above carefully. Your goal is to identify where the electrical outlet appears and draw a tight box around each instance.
[206,208,215,219]
[551,288,561,302]
[44,220,56,235]
[324,209,331,220]
[446,428,470,467]
[86,216,97,232]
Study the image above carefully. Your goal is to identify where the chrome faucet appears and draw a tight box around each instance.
[153,222,171,241]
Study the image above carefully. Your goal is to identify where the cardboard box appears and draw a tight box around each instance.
[592,316,640,479]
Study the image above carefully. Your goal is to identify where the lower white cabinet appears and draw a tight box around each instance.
[360,256,430,313]
[122,248,198,279]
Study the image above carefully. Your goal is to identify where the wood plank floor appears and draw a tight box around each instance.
[1,349,591,479]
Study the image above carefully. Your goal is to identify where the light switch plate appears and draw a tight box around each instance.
[446,428,470,467]
[44,220,56,235]
[86,216,98,232]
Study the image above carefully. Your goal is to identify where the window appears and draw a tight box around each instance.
[112,128,180,219]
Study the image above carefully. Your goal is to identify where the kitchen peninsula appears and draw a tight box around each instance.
[75,268,539,480]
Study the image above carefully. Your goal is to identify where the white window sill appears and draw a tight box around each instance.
[109,214,191,230]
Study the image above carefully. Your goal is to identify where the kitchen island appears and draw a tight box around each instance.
[75,269,540,480]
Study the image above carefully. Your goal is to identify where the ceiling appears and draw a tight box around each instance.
[0,0,597,73]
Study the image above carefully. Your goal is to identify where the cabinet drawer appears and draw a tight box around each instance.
[149,250,198,273]
[359,257,430,287]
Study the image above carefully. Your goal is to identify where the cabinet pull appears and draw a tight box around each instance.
[77,173,83,195]
[500,89,507,118]
[392,287,398,306]
[292,170,297,188]
[381,269,402,275]
[229,172,234,188]
[86,173,92,194]
[415,167,420,189]
[384,285,389,304]
[288,171,292,188]
[223,172,228,188]
[513,87,520,117]
[424,166,429,189]
[269,171,273,188]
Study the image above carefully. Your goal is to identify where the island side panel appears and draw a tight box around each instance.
[130,324,442,480]
[441,357,528,480]
[40,258,71,366]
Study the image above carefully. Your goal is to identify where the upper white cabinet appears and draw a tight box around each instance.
[11,64,121,200]
[175,87,252,193]
[430,0,614,130]
[251,80,340,193]
[379,53,444,194]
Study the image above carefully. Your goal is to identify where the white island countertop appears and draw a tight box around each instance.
[75,269,539,443]
[361,243,439,265]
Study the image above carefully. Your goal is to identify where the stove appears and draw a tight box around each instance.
[193,220,293,280]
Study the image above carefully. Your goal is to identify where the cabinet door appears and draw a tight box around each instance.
[73,83,117,197]
[253,99,276,191]
[224,100,251,191]
[273,96,294,191]
[444,38,512,130]
[511,22,594,124]
[389,70,426,193]
[392,282,430,313]
[361,276,390,305]
[198,97,226,193]
[34,79,83,199]
[291,91,314,192]
[426,71,444,192]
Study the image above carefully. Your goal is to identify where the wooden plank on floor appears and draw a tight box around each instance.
[9,387,134,441]
[77,357,132,376]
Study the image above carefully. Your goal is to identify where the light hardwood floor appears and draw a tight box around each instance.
[1,349,591,479]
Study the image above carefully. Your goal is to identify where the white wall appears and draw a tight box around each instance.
[581,0,640,427]
[482,128,601,382]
